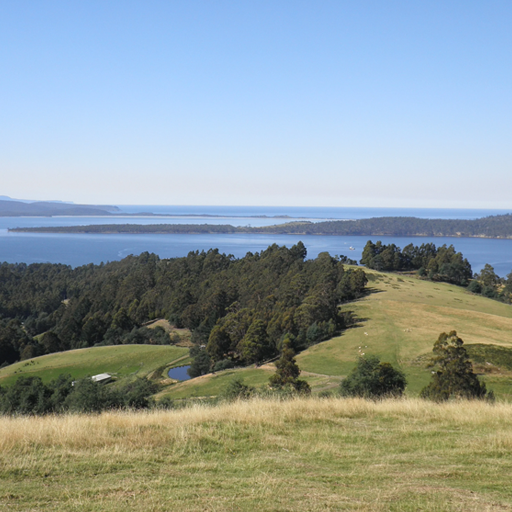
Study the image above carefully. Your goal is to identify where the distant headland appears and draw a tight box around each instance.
[9,214,512,239]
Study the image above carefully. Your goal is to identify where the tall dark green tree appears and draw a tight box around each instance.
[268,336,310,393]
[479,264,499,289]
[476,263,500,298]
[40,331,63,354]
[503,271,512,303]
[420,331,490,401]
[187,347,211,378]
[237,319,272,365]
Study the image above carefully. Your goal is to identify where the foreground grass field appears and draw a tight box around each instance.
[1,397,512,511]
[0,345,189,387]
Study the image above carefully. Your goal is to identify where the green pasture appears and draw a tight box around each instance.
[0,345,189,387]
[157,366,274,400]
[158,364,344,400]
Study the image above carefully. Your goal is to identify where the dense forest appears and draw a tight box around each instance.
[11,213,512,239]
[0,243,367,369]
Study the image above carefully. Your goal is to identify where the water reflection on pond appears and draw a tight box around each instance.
[168,365,191,381]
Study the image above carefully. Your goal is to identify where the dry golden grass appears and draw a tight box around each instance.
[2,397,512,453]
[2,398,512,511]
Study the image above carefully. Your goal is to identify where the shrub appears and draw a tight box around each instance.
[467,280,482,294]
[340,356,406,398]
[318,390,335,399]
[222,377,255,401]
[158,396,176,409]
[0,376,53,415]
[64,378,121,413]
[120,378,158,408]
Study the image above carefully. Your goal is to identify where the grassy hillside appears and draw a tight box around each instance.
[296,269,512,398]
[2,398,512,511]
[159,268,512,401]
[0,345,189,387]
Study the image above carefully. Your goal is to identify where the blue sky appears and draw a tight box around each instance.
[1,1,511,208]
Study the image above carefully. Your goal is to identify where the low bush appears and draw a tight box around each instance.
[221,377,255,401]
[340,355,406,398]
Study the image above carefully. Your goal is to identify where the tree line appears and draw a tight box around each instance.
[360,240,473,286]
[0,375,159,415]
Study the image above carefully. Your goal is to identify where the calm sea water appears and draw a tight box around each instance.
[117,205,512,220]
[1,206,511,277]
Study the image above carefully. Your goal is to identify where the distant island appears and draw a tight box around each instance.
[9,214,512,239]
[0,197,298,219]
[0,199,121,217]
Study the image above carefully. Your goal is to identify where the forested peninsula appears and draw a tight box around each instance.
[10,213,512,238]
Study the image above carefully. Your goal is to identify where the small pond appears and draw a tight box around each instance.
[168,365,191,381]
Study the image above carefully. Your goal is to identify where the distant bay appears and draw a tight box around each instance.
[1,206,512,276]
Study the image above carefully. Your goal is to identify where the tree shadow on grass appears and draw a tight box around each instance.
[361,286,386,297]
[343,312,369,331]
[337,286,385,332]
